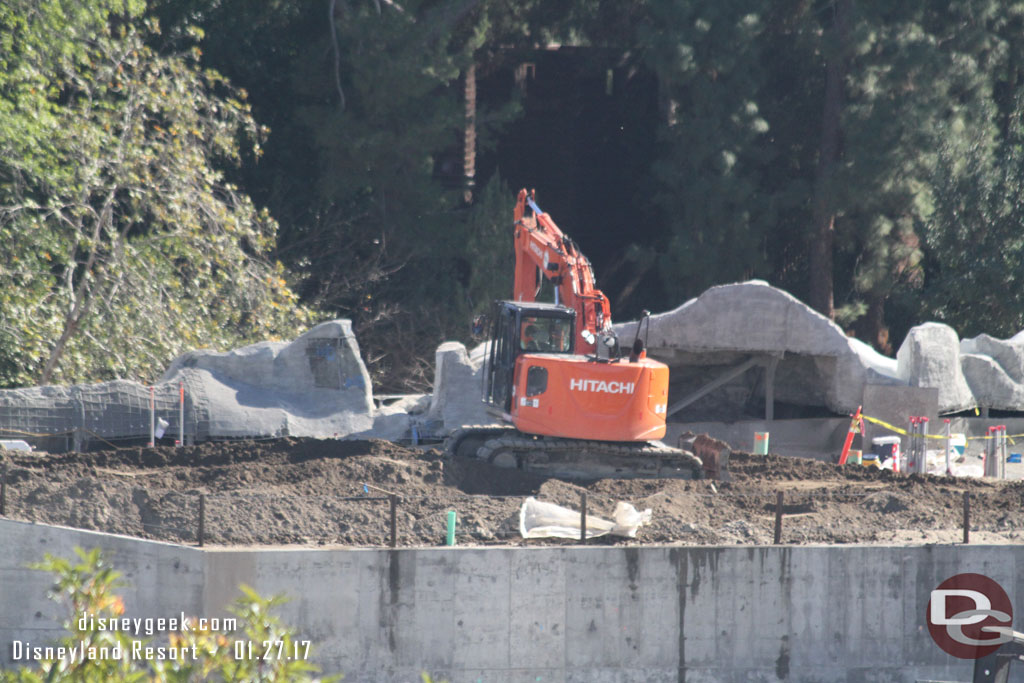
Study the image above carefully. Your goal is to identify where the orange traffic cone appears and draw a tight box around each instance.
[838,405,863,465]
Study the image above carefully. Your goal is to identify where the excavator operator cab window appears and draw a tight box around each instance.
[520,316,571,353]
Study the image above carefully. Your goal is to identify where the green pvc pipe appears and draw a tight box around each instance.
[446,510,457,546]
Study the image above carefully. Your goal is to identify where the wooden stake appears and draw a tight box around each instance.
[198,493,206,547]
[962,492,970,544]
[178,382,184,447]
[389,494,398,549]
[0,462,7,517]
[774,491,784,544]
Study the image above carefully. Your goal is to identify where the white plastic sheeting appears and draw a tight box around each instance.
[518,497,653,539]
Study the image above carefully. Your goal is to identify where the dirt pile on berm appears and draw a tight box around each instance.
[2,438,1022,547]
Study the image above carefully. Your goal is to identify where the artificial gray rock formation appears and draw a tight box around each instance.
[427,341,493,432]
[422,282,1024,428]
[613,281,901,415]
[895,322,974,413]
[961,333,1024,382]
[960,332,1024,410]
[162,319,374,438]
[0,320,378,450]
[960,353,1024,410]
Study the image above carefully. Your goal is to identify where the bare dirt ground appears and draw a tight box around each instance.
[2,438,1023,547]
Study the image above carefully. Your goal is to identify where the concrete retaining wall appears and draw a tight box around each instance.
[1,519,1020,682]
[669,418,851,461]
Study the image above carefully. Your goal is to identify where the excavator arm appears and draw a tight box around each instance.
[513,189,613,355]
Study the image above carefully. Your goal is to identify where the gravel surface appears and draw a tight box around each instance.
[2,438,1022,547]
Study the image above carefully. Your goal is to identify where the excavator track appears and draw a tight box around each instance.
[446,426,704,480]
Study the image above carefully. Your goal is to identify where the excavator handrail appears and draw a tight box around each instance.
[525,196,545,220]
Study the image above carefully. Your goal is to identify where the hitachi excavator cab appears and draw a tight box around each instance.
[483,301,575,413]
[482,300,670,443]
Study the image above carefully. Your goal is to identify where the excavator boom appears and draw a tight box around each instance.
[513,189,613,355]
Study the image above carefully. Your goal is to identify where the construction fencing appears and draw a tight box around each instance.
[0,374,211,452]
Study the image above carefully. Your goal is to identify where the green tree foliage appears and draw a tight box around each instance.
[0,1,312,388]
[9,0,1024,393]
[151,0,526,391]
[639,0,775,305]
[295,0,514,388]
[1,548,335,682]
[827,1,997,347]
[642,0,825,306]
[638,0,1024,351]
[921,96,1024,338]
[912,5,1024,340]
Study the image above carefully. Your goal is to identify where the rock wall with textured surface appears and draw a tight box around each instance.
[613,281,902,415]
[0,320,376,448]
[162,320,374,438]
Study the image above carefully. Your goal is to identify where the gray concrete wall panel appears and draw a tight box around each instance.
[1,519,1020,682]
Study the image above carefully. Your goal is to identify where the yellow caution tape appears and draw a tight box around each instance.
[861,414,908,436]
[1,427,133,451]
[961,432,1024,442]
[0,427,74,438]
[861,414,1024,443]
[82,429,134,451]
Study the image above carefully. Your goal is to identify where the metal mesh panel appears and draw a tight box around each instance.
[0,322,370,450]
[0,372,210,451]
[0,387,77,438]
[306,338,343,389]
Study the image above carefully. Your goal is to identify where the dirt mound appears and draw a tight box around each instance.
[2,438,1022,547]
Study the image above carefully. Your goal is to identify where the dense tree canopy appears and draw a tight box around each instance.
[0,0,311,387]
[3,0,1024,391]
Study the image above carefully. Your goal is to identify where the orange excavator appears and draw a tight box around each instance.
[447,189,705,479]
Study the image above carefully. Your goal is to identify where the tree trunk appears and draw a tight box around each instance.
[854,294,892,355]
[39,312,82,386]
[809,0,851,320]
[39,195,116,385]
[463,62,476,204]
